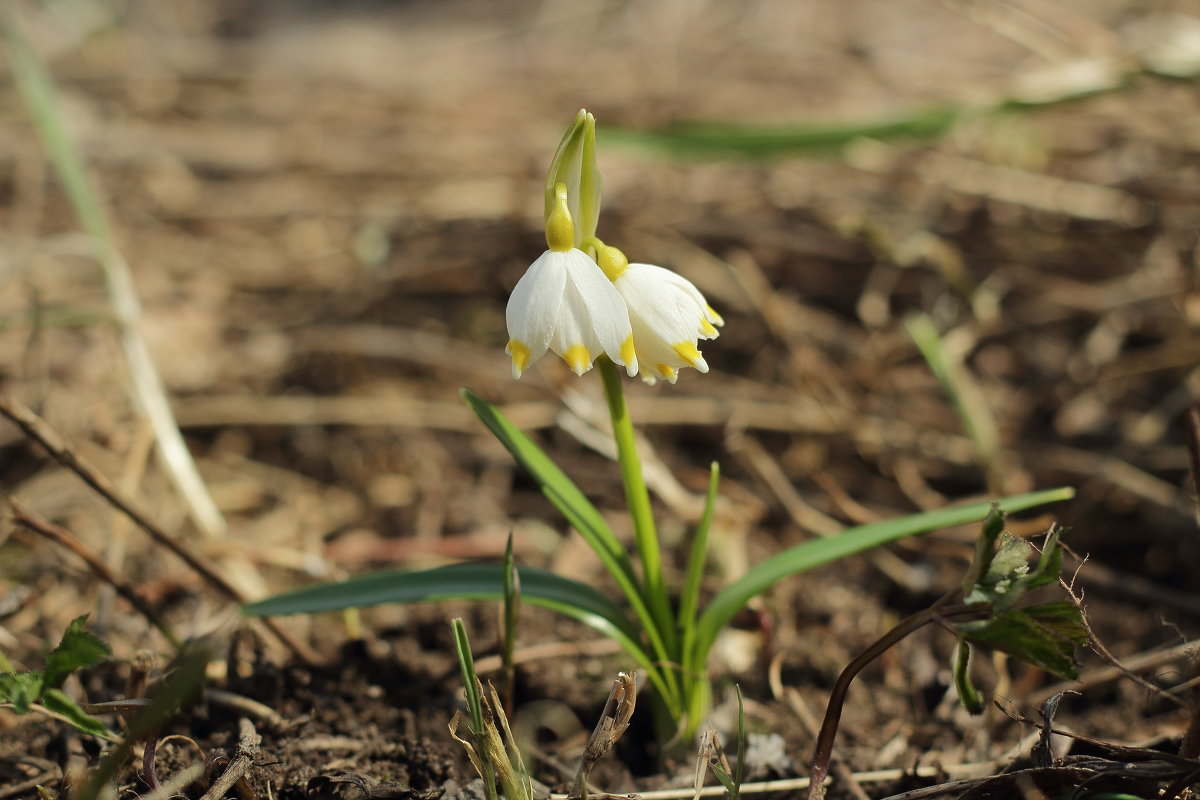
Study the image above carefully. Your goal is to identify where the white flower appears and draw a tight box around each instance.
[505,248,638,379]
[603,253,723,384]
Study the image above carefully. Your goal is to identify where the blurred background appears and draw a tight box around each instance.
[1,0,1199,771]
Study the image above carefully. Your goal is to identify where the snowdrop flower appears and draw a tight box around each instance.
[505,185,638,379]
[597,245,724,384]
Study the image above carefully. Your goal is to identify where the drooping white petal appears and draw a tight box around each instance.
[506,250,566,377]
[614,263,721,383]
[505,249,636,378]
[559,251,637,376]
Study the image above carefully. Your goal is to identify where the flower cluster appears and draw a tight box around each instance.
[505,111,722,384]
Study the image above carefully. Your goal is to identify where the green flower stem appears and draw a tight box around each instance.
[597,359,679,658]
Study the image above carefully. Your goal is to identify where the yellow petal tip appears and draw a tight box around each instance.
[654,364,679,383]
[672,341,706,370]
[563,344,592,375]
[508,339,531,378]
[620,335,637,370]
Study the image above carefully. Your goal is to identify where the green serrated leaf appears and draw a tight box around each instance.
[987,534,1032,582]
[956,603,1085,679]
[1024,601,1088,644]
[965,529,1066,612]
[44,616,110,689]
[40,689,113,740]
[961,505,1006,594]
[0,671,44,713]
[965,532,1032,607]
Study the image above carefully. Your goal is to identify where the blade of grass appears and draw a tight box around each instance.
[244,562,679,709]
[462,390,634,581]
[692,487,1074,668]
[679,463,720,630]
[502,532,519,717]
[453,620,499,800]
[679,463,720,732]
[462,389,680,711]
[905,313,1003,491]
[0,8,226,538]
[733,684,745,800]
[605,107,960,159]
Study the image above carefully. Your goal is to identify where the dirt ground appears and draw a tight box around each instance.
[2,0,1200,798]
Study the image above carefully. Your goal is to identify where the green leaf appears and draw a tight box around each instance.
[462,390,628,569]
[460,390,641,596]
[461,388,677,698]
[44,616,110,689]
[0,671,43,713]
[961,505,1006,594]
[679,462,719,632]
[692,487,1074,669]
[956,602,1085,679]
[709,763,737,795]
[605,107,960,159]
[40,689,113,740]
[964,529,1065,611]
[245,563,653,673]
[952,641,985,715]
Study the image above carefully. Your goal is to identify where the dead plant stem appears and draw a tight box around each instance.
[807,594,987,799]
[0,395,317,664]
[0,8,227,539]
[7,499,182,648]
[198,719,259,800]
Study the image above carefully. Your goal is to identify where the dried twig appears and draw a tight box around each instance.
[203,688,285,729]
[1058,573,1186,709]
[137,763,204,800]
[6,499,181,648]
[0,395,317,664]
[198,718,260,800]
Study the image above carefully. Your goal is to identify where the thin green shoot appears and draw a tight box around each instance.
[733,685,745,800]
[679,463,720,732]
[703,686,745,800]
[502,532,520,717]
[453,619,499,800]
[905,313,1003,491]
[598,359,677,658]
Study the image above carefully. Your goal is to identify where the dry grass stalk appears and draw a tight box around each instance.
[574,671,637,800]
[0,395,316,664]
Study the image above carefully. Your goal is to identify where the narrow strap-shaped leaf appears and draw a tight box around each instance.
[678,462,719,631]
[462,390,636,585]
[461,389,679,709]
[691,487,1074,668]
[243,563,670,693]
[678,463,719,732]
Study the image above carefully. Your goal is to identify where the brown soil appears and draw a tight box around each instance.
[2,1,1200,798]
